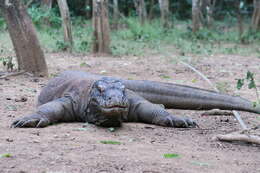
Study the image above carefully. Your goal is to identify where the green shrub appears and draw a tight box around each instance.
[28,6,61,28]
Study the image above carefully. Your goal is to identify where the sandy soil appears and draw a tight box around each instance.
[0,53,259,173]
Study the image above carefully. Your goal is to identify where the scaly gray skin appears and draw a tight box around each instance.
[12,76,195,128]
[12,71,260,128]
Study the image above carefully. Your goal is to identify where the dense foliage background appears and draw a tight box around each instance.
[0,0,259,57]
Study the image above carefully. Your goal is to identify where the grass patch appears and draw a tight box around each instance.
[163,153,180,158]
[100,140,121,145]
[191,161,210,167]
[0,153,12,158]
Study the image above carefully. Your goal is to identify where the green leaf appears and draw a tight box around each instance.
[160,74,171,79]
[248,80,256,89]
[5,105,17,111]
[236,79,244,90]
[100,140,121,145]
[163,153,180,158]
[80,62,87,67]
[73,128,88,131]
[108,127,116,132]
[0,153,12,158]
[191,161,209,166]
[246,71,254,80]
[191,79,197,83]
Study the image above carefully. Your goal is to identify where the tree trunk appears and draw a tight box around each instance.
[57,0,73,52]
[85,0,92,19]
[251,0,260,31]
[41,0,53,11]
[0,0,48,76]
[205,0,216,28]
[192,0,202,32]
[133,0,147,25]
[148,0,155,20]
[236,0,244,43]
[112,0,119,29]
[158,0,171,28]
[92,0,111,55]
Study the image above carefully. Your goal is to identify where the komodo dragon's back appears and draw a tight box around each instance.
[37,71,101,106]
[39,70,260,114]
[11,70,259,129]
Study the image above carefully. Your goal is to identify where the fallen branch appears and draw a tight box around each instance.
[216,129,260,145]
[179,61,248,130]
[0,70,26,79]
[201,109,234,116]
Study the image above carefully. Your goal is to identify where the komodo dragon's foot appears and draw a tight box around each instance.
[164,116,198,128]
[11,114,50,128]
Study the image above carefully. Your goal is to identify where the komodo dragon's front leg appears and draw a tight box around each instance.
[126,90,197,128]
[12,97,78,128]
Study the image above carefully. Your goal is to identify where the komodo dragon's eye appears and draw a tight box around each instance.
[97,82,107,92]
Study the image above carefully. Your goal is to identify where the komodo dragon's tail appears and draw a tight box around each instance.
[123,79,260,114]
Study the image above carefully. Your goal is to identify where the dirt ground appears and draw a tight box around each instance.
[0,53,259,173]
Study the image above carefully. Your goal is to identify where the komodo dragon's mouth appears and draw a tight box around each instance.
[100,105,128,114]
[102,106,127,111]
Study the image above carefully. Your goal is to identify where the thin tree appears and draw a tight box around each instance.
[205,0,216,28]
[133,0,147,25]
[112,0,119,29]
[192,0,202,32]
[148,0,156,20]
[236,0,244,43]
[251,0,260,31]
[92,0,111,54]
[0,0,48,76]
[41,0,53,11]
[158,0,171,28]
[85,0,92,19]
[57,0,73,52]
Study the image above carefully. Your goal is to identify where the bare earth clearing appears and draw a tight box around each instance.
[0,53,259,173]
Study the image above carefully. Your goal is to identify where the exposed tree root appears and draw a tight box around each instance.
[0,70,26,79]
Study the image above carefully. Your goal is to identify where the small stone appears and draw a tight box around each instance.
[15,96,28,102]
[33,140,40,143]
[65,133,70,137]
[6,138,14,142]
[31,131,40,136]
[31,78,39,82]
[19,171,27,173]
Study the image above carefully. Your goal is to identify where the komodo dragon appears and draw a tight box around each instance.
[12,71,260,128]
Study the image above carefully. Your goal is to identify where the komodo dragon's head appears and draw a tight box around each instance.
[87,77,129,127]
